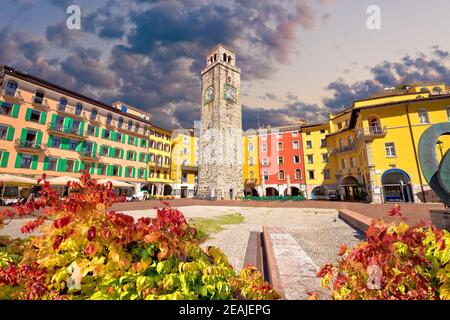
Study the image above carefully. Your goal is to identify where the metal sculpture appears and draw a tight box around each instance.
[418,122,450,210]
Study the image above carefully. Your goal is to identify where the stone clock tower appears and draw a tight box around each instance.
[197,44,243,200]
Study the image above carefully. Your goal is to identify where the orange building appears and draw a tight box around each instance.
[0,65,152,195]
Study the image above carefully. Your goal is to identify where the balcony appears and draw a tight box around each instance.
[47,123,87,140]
[31,96,50,111]
[56,105,86,120]
[1,88,24,103]
[181,165,198,172]
[117,125,148,138]
[14,139,44,153]
[88,114,101,125]
[78,150,98,160]
[244,179,257,185]
[331,126,387,155]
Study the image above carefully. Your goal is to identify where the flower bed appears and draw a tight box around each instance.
[0,173,280,300]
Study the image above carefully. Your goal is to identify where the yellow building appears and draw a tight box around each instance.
[146,125,173,195]
[301,123,334,199]
[0,65,151,199]
[242,130,260,196]
[326,83,450,203]
[170,128,199,198]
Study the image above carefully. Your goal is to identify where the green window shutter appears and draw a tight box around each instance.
[145,153,150,162]
[95,126,99,137]
[127,135,131,144]
[120,149,124,159]
[124,167,129,178]
[133,152,137,161]
[76,141,83,152]
[20,128,28,142]
[63,117,71,130]
[99,145,104,156]
[40,112,47,125]
[47,135,53,147]
[134,137,138,146]
[0,152,9,168]
[97,163,102,175]
[90,164,95,175]
[111,131,117,141]
[108,147,114,157]
[57,159,67,172]
[11,104,20,118]
[74,160,79,173]
[61,138,70,150]
[92,142,97,156]
[35,131,43,147]
[118,166,122,177]
[107,165,112,176]
[121,134,126,143]
[144,169,148,179]
[43,157,49,170]
[6,127,15,141]
[101,129,106,138]
[137,168,141,178]
[51,114,57,125]
[79,161,85,172]
[31,155,38,170]
[79,121,85,136]
[132,167,136,178]
[14,153,23,168]
[25,108,32,121]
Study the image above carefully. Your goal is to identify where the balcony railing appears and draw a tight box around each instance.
[1,89,24,102]
[57,105,86,119]
[31,96,50,110]
[331,126,387,155]
[78,150,98,160]
[47,123,87,139]
[14,139,43,152]
[244,179,257,185]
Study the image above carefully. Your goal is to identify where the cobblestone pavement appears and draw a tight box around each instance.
[1,206,363,273]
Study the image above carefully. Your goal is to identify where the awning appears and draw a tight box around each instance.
[43,176,80,186]
[0,174,37,186]
[96,179,133,187]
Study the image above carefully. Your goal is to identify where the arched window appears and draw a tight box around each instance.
[75,103,83,116]
[58,98,67,111]
[143,126,148,135]
[118,117,123,128]
[128,120,133,130]
[5,80,17,97]
[228,56,232,64]
[263,171,269,181]
[157,142,163,150]
[106,113,112,125]
[248,156,254,166]
[295,169,302,180]
[135,123,140,132]
[223,53,227,61]
[34,89,45,104]
[420,87,430,93]
[278,170,285,180]
[249,171,255,179]
[418,108,430,124]
[90,108,97,121]
[248,143,253,152]
[432,86,442,94]
[164,144,170,152]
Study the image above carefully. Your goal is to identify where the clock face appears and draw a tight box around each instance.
[204,86,215,103]
[224,84,237,103]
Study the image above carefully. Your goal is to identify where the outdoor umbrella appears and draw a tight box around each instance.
[44,176,80,186]
[0,174,37,186]
[96,179,133,188]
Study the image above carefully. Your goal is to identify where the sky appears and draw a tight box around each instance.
[2,0,450,130]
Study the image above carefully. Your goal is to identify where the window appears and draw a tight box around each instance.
[0,102,13,116]
[127,151,135,161]
[320,129,326,134]
[345,120,349,128]
[106,113,112,125]
[248,143,254,151]
[278,157,284,165]
[103,129,111,139]
[262,157,268,166]
[29,110,41,123]
[292,131,299,137]
[34,90,45,105]
[90,108,97,121]
[87,125,95,136]
[337,122,343,130]
[276,133,282,138]
[20,154,33,169]
[164,144,170,152]
[263,171,269,181]
[418,108,430,124]
[278,170,285,180]
[75,103,83,116]
[293,155,300,164]
[165,157,170,165]
[47,157,58,171]
[58,98,67,111]
[114,148,121,158]
[320,139,327,148]
[306,140,312,149]
[249,157,254,166]
[128,120,133,130]
[52,136,61,148]
[149,153,155,162]
[99,164,107,175]
[339,138,345,150]
[140,153,146,162]
[322,153,329,163]
[277,142,283,150]
[25,130,37,145]
[323,169,331,180]
[112,165,120,176]
[308,170,315,180]
[149,170,154,178]
[116,133,122,142]
[262,144,267,152]
[129,136,135,145]
[135,123,140,133]
[341,159,346,169]
[0,125,8,139]
[183,147,188,155]
[126,167,133,177]
[66,160,75,172]
[385,142,397,157]
[69,140,78,151]
[118,117,124,128]
[350,157,356,168]
[293,141,299,149]
[295,169,302,180]
[156,170,160,178]
[347,136,353,147]
[5,81,17,97]
[102,146,109,156]
[72,120,80,134]
[307,155,314,164]
[305,131,311,136]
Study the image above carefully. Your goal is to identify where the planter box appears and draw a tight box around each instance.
[430,210,450,232]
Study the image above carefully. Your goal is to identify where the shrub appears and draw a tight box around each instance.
[0,173,280,300]
[314,206,450,300]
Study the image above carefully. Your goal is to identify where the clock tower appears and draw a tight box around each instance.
[197,44,243,200]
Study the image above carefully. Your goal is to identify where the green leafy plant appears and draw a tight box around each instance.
[314,205,450,300]
[0,173,280,300]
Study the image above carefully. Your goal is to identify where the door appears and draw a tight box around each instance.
[181,187,188,198]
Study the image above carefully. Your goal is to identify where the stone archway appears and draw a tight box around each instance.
[265,187,279,196]
[381,169,413,203]
[340,176,362,201]
[284,187,300,197]
[163,184,173,196]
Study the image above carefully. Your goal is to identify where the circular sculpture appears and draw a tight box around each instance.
[418,122,450,210]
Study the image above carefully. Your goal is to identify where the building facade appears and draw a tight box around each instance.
[0,65,151,195]
[243,130,260,196]
[197,44,243,200]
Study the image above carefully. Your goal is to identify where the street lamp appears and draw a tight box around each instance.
[436,140,444,158]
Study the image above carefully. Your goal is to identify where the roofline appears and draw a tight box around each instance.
[0,64,153,126]
[300,122,329,129]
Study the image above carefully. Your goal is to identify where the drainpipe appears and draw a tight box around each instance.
[405,102,426,203]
